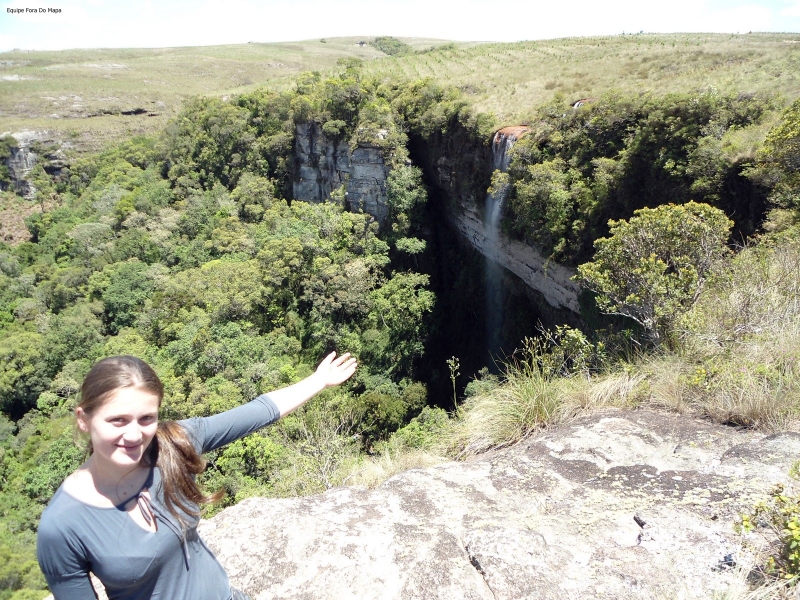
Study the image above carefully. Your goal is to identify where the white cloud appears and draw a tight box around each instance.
[782,0,800,16]
[698,4,774,31]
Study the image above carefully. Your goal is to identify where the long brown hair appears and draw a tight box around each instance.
[79,356,221,529]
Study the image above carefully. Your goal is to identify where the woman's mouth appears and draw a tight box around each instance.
[117,443,142,450]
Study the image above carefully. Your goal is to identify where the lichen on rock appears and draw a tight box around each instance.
[198,409,797,599]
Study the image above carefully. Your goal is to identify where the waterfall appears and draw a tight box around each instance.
[484,126,527,363]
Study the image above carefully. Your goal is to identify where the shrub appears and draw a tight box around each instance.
[753,98,800,209]
[370,37,412,57]
[577,202,732,345]
[390,406,450,450]
[738,479,800,584]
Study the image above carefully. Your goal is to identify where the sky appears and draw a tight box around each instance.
[1,0,799,52]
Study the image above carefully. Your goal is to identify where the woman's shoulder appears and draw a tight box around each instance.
[37,485,93,576]
[38,473,118,551]
[41,470,105,527]
[38,485,84,539]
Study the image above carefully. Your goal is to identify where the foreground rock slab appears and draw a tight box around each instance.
[199,409,799,600]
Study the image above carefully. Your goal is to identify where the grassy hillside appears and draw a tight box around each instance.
[364,33,800,122]
[0,37,446,152]
[1,33,799,153]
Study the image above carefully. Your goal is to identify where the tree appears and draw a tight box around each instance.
[163,97,257,192]
[28,163,56,212]
[0,332,49,418]
[576,202,732,345]
[94,260,155,333]
[368,272,435,375]
[754,97,800,209]
[230,173,275,223]
[42,301,105,375]
[369,37,412,57]
[386,165,427,238]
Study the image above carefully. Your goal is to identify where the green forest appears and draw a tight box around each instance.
[0,36,799,598]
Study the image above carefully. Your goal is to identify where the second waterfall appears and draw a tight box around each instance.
[484,126,528,363]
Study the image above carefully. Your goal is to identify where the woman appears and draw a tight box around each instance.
[37,352,357,600]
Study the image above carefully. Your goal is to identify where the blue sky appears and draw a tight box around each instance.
[1,0,799,52]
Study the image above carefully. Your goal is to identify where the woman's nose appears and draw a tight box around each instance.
[122,425,143,442]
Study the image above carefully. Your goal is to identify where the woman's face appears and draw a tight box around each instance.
[77,387,159,471]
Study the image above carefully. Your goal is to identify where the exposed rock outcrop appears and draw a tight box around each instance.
[1,130,68,199]
[292,122,349,204]
[346,144,390,224]
[2,132,37,198]
[293,123,390,225]
[200,409,797,599]
[492,126,529,172]
[455,195,581,312]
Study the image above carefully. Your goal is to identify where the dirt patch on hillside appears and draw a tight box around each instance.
[0,192,41,245]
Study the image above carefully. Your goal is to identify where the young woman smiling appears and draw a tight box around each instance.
[36,353,357,600]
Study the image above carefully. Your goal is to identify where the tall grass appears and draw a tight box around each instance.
[364,33,800,123]
[450,365,575,457]
[675,225,800,430]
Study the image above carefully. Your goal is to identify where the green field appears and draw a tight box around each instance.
[363,33,800,122]
[1,33,799,154]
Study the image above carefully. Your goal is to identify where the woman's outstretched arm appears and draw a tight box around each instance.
[181,352,358,454]
[268,352,357,417]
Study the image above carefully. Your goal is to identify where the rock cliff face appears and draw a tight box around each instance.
[455,195,581,312]
[292,122,349,204]
[346,144,390,224]
[2,132,37,198]
[293,121,580,312]
[292,123,390,225]
[199,409,798,600]
[416,126,580,313]
[1,131,69,199]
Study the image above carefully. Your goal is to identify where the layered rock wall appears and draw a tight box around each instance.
[2,133,37,198]
[417,126,581,313]
[292,123,390,224]
[292,122,349,203]
[455,195,581,312]
[346,145,390,224]
[1,131,69,199]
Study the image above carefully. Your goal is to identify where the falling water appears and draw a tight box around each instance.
[484,127,527,363]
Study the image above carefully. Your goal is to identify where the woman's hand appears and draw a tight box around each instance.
[269,351,358,417]
[315,352,358,388]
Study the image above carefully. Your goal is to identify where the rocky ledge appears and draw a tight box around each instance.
[199,409,799,599]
